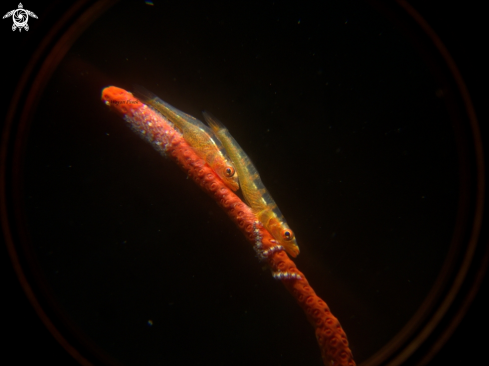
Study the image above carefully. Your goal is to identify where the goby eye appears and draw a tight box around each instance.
[224,166,235,177]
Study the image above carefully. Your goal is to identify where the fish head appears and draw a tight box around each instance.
[218,162,239,191]
[269,219,299,257]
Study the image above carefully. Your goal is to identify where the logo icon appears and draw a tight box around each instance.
[3,3,37,32]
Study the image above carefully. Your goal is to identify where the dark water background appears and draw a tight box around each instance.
[16,0,464,365]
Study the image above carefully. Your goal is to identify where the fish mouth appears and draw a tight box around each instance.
[285,244,300,258]
[228,180,239,191]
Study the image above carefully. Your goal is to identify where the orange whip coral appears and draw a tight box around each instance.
[101,86,356,366]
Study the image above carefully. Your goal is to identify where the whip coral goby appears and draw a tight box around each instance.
[101,86,356,366]
[203,110,300,258]
[133,85,239,191]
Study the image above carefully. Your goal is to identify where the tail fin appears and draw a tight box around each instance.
[132,84,158,104]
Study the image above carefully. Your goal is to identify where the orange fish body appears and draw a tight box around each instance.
[203,111,299,257]
[133,86,239,191]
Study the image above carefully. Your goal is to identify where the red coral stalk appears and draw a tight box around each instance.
[101,86,356,366]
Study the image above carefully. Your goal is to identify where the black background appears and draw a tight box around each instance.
[1,1,487,365]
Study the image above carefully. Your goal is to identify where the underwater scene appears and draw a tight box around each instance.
[17,0,464,365]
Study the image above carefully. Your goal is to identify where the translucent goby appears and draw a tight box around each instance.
[134,86,239,191]
[203,111,299,257]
